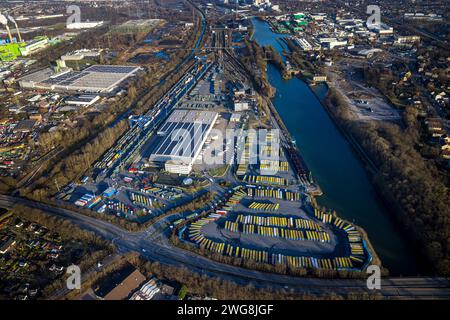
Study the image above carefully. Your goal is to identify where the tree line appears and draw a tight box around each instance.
[133,254,381,300]
[27,120,128,199]
[239,39,276,98]
[326,87,450,276]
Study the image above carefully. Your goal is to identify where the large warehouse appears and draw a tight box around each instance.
[18,65,140,93]
[149,109,218,174]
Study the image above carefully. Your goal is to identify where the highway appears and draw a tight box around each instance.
[1,194,449,299]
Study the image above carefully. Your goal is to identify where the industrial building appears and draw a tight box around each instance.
[234,101,249,111]
[18,36,49,56]
[230,113,242,123]
[149,109,218,174]
[67,21,104,29]
[12,119,36,133]
[61,49,102,61]
[318,37,348,49]
[129,278,160,300]
[0,36,49,61]
[296,37,313,51]
[18,65,141,93]
[66,94,100,107]
[367,23,394,35]
[395,35,421,44]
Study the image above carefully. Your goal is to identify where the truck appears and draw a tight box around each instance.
[74,199,87,207]
[97,204,107,213]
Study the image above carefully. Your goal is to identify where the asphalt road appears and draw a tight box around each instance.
[1,194,450,299]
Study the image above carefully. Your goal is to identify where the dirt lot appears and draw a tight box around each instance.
[327,59,401,122]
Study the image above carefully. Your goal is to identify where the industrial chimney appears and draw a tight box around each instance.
[0,13,13,43]
[7,14,21,42]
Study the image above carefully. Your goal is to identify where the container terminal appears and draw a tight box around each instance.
[56,49,375,274]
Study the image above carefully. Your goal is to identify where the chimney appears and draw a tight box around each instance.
[0,13,13,43]
[5,24,13,43]
[7,14,22,42]
[14,23,21,42]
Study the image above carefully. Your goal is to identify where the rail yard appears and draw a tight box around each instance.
[54,41,376,274]
[1,0,450,304]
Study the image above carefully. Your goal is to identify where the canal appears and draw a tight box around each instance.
[251,18,421,275]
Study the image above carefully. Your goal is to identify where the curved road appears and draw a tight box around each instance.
[1,194,450,299]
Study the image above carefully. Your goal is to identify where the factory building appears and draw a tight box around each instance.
[67,21,103,29]
[19,36,49,56]
[61,49,102,61]
[367,23,394,35]
[0,36,49,61]
[150,109,218,174]
[395,35,420,44]
[18,65,140,93]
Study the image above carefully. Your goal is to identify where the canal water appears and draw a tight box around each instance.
[251,18,421,275]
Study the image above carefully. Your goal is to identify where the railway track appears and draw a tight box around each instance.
[223,48,311,181]
[92,0,208,180]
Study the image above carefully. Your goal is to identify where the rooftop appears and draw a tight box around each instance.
[150,109,218,164]
[19,65,140,93]
[102,268,146,300]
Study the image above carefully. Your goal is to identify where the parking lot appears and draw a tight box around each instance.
[183,185,369,271]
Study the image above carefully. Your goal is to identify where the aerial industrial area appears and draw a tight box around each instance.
[0,0,449,304]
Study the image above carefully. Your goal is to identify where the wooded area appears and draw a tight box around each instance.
[239,39,276,98]
[326,88,450,276]
[27,120,129,199]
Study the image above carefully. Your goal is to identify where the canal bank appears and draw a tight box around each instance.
[251,18,422,276]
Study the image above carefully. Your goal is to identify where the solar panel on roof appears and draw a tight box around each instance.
[21,65,140,92]
[150,110,218,163]
[154,122,209,158]
[84,65,138,74]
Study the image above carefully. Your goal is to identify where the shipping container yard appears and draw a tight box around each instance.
[2,0,450,303]
[55,48,373,273]
[180,186,372,271]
